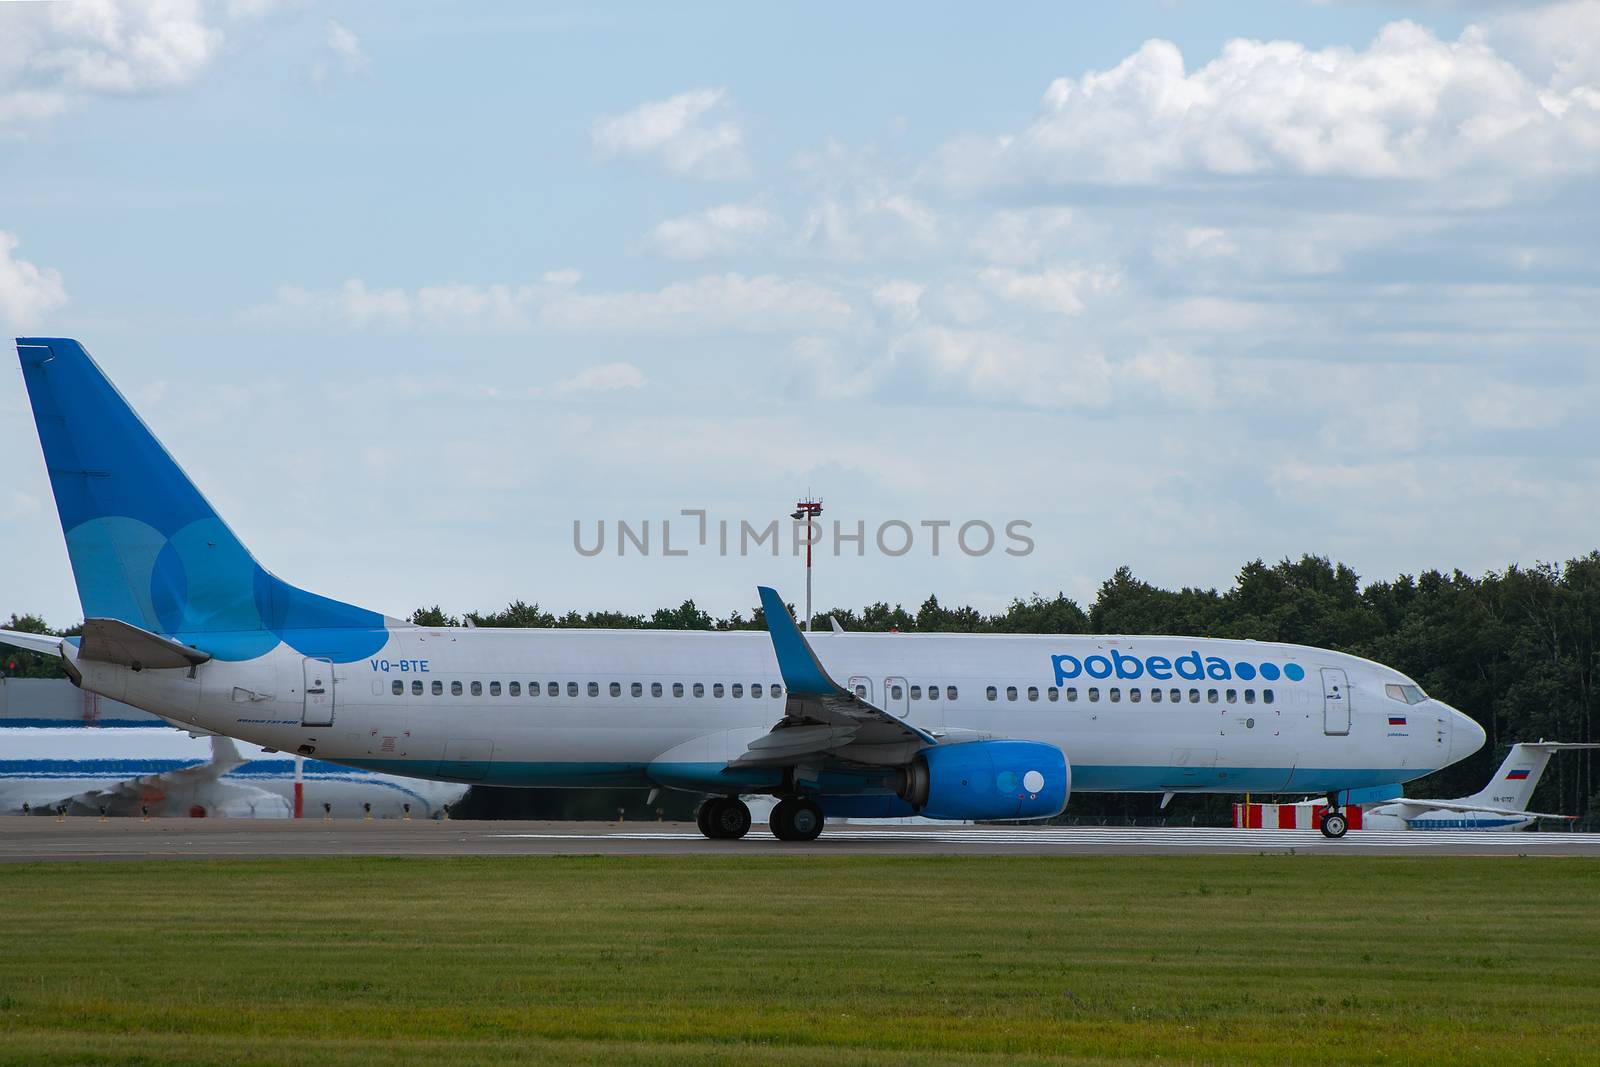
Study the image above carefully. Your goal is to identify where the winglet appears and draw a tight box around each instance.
[758,586,841,697]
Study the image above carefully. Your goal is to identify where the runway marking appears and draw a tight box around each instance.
[493,828,1600,849]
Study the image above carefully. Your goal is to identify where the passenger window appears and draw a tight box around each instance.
[584,681,596,697]
[1244,689,1255,704]
[1109,687,1121,703]
[1066,687,1078,702]
[1207,689,1218,704]
[772,684,782,699]
[856,684,869,699]
[890,684,902,700]
[1130,688,1142,703]
[910,685,922,700]
[1150,688,1163,703]
[732,683,744,698]
[452,681,464,696]
[491,681,502,696]
[412,680,423,696]
[392,680,403,696]
[432,680,443,696]
[1225,688,1237,703]
[1088,687,1100,702]
[651,682,663,697]
[693,682,705,698]
[986,686,997,701]
[928,685,939,701]
[547,682,558,697]
[1027,686,1039,701]
[1047,687,1058,702]
[947,686,957,701]
[1188,688,1200,703]
[1170,688,1181,703]
[632,682,643,697]
[674,682,686,698]
[610,682,622,697]
[752,683,763,698]
[567,682,578,698]
[509,681,520,697]
[714,683,725,698]
[471,681,483,696]
[1006,685,1018,701]
[1264,689,1275,705]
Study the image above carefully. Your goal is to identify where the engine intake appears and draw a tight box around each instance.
[899,739,1069,821]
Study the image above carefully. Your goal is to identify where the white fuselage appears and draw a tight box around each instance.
[68,626,1482,799]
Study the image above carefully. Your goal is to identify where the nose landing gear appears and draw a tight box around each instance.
[1319,793,1349,838]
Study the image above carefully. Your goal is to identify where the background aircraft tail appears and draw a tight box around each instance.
[16,338,386,658]
[1458,742,1599,810]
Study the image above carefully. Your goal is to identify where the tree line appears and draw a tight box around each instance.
[8,552,1599,823]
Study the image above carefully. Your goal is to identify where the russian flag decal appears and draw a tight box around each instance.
[1507,768,1531,780]
[1388,715,1407,726]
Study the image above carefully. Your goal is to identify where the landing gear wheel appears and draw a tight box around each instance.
[699,797,751,840]
[770,798,825,842]
[695,799,713,838]
[1320,811,1349,839]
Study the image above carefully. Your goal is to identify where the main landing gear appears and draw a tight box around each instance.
[696,796,751,840]
[693,796,827,842]
[769,797,825,842]
[1319,793,1349,839]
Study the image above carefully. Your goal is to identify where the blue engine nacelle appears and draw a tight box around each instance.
[899,739,1069,821]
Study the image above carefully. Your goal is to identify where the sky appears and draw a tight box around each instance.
[2,0,1598,628]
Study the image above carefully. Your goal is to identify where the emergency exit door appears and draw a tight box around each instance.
[1320,667,1350,736]
[302,657,335,727]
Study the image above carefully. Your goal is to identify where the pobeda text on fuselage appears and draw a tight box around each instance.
[3,339,1486,841]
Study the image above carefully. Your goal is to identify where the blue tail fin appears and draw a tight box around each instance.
[17,338,387,661]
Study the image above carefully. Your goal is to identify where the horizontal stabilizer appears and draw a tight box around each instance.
[0,629,64,658]
[1375,798,1573,821]
[79,617,211,670]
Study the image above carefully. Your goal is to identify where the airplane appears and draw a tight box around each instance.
[1358,742,1600,831]
[0,338,1486,841]
[0,724,467,819]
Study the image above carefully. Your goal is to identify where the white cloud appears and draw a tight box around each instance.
[1116,342,1218,411]
[0,0,225,129]
[313,19,368,84]
[937,16,1600,189]
[0,232,67,327]
[871,280,923,325]
[977,265,1120,317]
[554,362,647,395]
[591,88,749,180]
[540,273,853,333]
[798,188,941,260]
[249,272,855,335]
[969,208,1075,266]
[643,201,779,259]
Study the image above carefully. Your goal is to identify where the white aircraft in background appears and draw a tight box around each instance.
[1358,742,1600,831]
[0,726,466,818]
[0,338,1487,841]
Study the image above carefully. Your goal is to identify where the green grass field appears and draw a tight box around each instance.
[1,856,1596,1066]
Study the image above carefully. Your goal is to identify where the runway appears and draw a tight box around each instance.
[3,816,1600,861]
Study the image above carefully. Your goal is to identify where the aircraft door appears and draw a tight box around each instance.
[1320,667,1350,736]
[883,676,909,717]
[847,676,873,705]
[302,657,335,727]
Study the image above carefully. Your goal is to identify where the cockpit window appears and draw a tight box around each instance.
[1385,683,1427,705]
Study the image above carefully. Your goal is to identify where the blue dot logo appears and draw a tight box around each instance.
[1235,662,1257,680]
[1258,662,1281,681]
[1283,663,1306,682]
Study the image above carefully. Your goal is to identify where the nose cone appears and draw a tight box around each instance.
[1444,705,1486,767]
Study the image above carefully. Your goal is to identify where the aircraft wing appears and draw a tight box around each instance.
[1372,798,1574,821]
[0,629,64,657]
[732,586,935,768]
